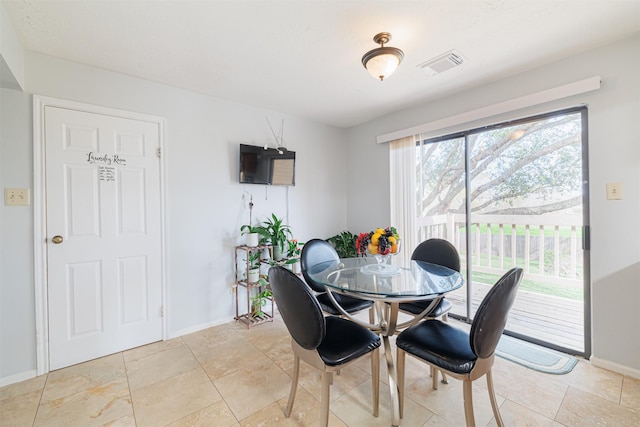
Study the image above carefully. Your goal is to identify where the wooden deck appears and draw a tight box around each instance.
[446,281,585,353]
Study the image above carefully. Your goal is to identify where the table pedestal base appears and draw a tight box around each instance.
[382,334,401,426]
[376,300,402,426]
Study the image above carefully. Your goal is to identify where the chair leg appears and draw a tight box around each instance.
[440,313,448,384]
[430,367,448,385]
[432,367,439,390]
[486,369,504,427]
[397,348,405,419]
[320,371,331,427]
[462,379,476,427]
[285,354,300,417]
[369,305,375,324]
[371,348,379,417]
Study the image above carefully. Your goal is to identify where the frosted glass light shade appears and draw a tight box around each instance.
[365,52,401,81]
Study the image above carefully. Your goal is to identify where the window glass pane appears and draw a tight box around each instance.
[416,137,466,241]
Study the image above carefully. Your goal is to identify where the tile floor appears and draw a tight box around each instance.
[1,314,639,426]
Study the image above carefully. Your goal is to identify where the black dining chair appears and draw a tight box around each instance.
[268,266,381,426]
[398,238,460,385]
[396,267,523,427]
[301,239,375,322]
[398,238,460,320]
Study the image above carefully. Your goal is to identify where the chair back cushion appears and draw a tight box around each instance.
[269,266,326,350]
[470,267,523,358]
[411,239,461,272]
[301,239,340,293]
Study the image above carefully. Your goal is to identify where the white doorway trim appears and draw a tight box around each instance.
[33,95,168,375]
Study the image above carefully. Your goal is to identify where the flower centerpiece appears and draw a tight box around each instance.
[356,227,401,256]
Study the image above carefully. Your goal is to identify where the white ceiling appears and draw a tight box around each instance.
[3,0,639,128]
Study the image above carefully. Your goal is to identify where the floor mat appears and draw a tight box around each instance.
[496,335,578,375]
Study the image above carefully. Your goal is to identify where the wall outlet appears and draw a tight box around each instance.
[4,188,30,206]
[606,182,623,200]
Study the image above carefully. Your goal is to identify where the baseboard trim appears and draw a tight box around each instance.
[0,369,38,388]
[590,356,640,379]
[167,316,236,339]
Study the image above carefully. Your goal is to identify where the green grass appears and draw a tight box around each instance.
[469,271,584,300]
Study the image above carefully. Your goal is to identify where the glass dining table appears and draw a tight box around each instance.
[307,257,464,427]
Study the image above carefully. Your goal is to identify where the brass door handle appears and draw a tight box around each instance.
[51,235,64,244]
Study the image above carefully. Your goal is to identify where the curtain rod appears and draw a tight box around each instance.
[377,76,601,144]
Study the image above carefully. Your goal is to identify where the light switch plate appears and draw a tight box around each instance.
[606,182,623,200]
[4,188,30,206]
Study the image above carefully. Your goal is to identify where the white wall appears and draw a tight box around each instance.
[0,3,24,90]
[0,51,348,381]
[346,34,640,374]
[0,88,35,381]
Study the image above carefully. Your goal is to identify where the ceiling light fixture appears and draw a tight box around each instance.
[361,32,404,81]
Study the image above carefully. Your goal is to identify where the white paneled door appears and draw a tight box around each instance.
[45,106,163,370]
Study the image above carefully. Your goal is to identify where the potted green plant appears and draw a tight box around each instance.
[327,231,358,258]
[240,224,268,247]
[285,239,302,258]
[250,287,272,318]
[247,250,261,283]
[285,239,303,273]
[261,213,292,260]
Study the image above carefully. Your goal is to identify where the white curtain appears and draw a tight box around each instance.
[389,135,418,260]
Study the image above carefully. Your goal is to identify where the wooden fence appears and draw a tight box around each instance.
[418,213,584,287]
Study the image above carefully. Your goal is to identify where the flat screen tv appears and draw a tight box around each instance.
[239,144,296,186]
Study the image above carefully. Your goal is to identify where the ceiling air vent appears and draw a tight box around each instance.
[417,50,465,76]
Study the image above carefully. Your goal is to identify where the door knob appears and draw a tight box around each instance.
[51,235,64,244]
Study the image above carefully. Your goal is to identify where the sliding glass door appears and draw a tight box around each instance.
[416,135,470,313]
[416,107,590,356]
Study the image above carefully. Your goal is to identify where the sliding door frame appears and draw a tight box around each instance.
[423,106,591,358]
